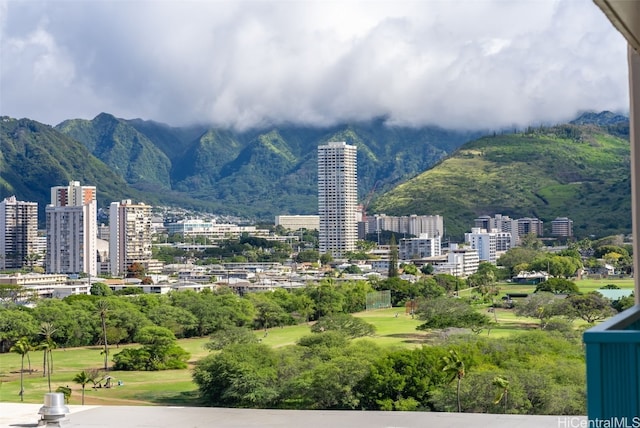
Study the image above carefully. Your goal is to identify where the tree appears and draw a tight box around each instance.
[246,294,290,330]
[25,252,41,271]
[342,264,362,274]
[295,250,320,263]
[10,337,30,401]
[492,376,510,413]
[205,326,258,351]
[310,313,376,338]
[126,262,146,279]
[400,263,418,275]
[567,292,616,324]
[420,264,434,275]
[39,321,57,392]
[514,292,572,328]
[113,326,190,371]
[534,278,579,295]
[319,253,333,265]
[530,255,582,278]
[193,343,279,407]
[90,282,112,296]
[96,300,110,371]
[520,233,543,250]
[497,247,542,277]
[0,308,38,352]
[304,281,344,319]
[612,294,635,312]
[468,262,498,302]
[73,370,97,405]
[55,385,72,404]
[415,296,490,330]
[388,235,399,278]
[442,349,465,412]
[146,305,198,338]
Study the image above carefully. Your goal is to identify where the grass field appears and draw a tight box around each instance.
[0,278,622,406]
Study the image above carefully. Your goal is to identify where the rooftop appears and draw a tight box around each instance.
[0,403,584,428]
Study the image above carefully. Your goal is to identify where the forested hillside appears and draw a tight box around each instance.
[0,117,142,220]
[370,121,631,239]
[54,114,482,218]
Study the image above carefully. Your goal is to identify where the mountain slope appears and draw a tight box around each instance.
[56,113,173,189]
[0,117,145,222]
[54,114,481,219]
[370,124,631,239]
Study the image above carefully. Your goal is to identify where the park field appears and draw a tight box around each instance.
[0,278,626,406]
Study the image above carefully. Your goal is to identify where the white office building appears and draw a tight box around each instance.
[434,243,480,277]
[0,196,38,270]
[474,214,519,247]
[46,181,97,276]
[399,234,442,260]
[109,200,153,276]
[465,228,498,264]
[165,219,270,241]
[318,142,358,257]
[369,214,444,238]
[275,215,320,231]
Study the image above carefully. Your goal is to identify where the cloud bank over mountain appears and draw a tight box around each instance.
[0,0,629,130]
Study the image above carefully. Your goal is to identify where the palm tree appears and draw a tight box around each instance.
[73,370,95,405]
[442,349,465,412]
[493,375,510,413]
[39,322,58,392]
[10,338,30,401]
[96,300,110,371]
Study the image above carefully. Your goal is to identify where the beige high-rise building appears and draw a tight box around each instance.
[318,142,357,258]
[46,181,97,276]
[0,196,38,270]
[109,200,152,276]
[551,217,573,237]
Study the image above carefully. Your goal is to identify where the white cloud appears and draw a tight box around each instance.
[0,0,629,130]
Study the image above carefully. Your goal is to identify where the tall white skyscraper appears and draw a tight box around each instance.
[318,142,357,257]
[109,200,152,276]
[46,181,97,276]
[0,196,38,270]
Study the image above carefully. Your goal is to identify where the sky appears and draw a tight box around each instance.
[0,0,630,131]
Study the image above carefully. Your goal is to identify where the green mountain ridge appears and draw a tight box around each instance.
[52,114,481,219]
[1,112,632,240]
[370,123,631,239]
[56,113,173,188]
[0,117,146,222]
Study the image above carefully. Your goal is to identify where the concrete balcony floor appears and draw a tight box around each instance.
[1,403,585,428]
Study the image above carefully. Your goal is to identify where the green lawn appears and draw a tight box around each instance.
[0,278,619,406]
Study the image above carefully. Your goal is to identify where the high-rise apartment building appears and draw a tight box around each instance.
[518,217,544,237]
[0,196,38,270]
[474,214,518,247]
[318,142,357,257]
[464,228,498,264]
[551,217,573,237]
[46,181,97,276]
[109,200,152,276]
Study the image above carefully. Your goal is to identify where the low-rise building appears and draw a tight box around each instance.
[275,215,320,231]
[433,244,479,277]
[399,234,441,260]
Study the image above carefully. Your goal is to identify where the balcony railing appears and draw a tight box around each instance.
[584,305,640,420]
